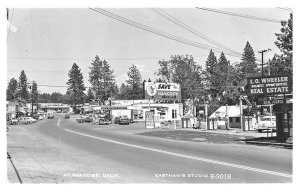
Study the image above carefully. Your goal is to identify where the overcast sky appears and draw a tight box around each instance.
[7,8,291,94]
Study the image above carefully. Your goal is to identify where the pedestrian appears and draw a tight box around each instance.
[190,117,195,128]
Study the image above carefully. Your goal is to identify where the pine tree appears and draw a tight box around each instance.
[6,78,18,101]
[89,55,116,102]
[31,81,38,103]
[239,41,257,78]
[205,50,218,77]
[216,52,230,93]
[204,50,218,95]
[126,64,143,100]
[67,63,86,110]
[119,83,129,99]
[18,70,29,101]
[274,13,293,76]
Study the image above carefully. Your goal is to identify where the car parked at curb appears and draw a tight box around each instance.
[85,115,93,123]
[18,117,37,124]
[10,118,19,125]
[257,116,276,132]
[76,116,85,123]
[114,116,121,124]
[98,115,109,125]
[119,115,130,125]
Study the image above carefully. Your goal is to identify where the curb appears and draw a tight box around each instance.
[244,140,293,148]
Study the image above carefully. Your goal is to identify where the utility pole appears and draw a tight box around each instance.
[258,49,271,76]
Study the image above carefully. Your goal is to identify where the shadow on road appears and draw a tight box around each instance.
[137,130,255,144]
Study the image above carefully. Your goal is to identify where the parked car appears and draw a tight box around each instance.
[257,116,276,132]
[32,114,40,120]
[76,116,85,123]
[98,115,109,125]
[114,116,121,124]
[18,117,37,124]
[85,115,93,123]
[10,118,19,125]
[65,113,70,119]
[119,115,130,125]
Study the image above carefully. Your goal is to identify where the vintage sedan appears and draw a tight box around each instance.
[18,117,37,124]
[119,115,130,125]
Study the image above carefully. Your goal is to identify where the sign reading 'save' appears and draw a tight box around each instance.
[247,75,291,95]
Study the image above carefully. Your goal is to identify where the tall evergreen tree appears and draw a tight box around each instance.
[6,78,18,101]
[126,64,143,100]
[89,55,116,102]
[204,50,218,96]
[30,81,38,103]
[205,50,218,77]
[239,41,257,78]
[118,83,129,99]
[273,13,293,76]
[216,52,230,94]
[17,70,29,101]
[66,63,86,110]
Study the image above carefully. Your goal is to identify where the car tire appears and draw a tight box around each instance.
[258,129,262,133]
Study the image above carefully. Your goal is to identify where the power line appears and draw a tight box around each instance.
[195,7,283,23]
[277,7,293,12]
[150,8,241,56]
[89,8,244,59]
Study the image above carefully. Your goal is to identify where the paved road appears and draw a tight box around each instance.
[9,113,293,183]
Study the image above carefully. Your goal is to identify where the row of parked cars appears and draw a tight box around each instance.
[9,111,55,125]
[75,114,110,125]
[114,115,130,125]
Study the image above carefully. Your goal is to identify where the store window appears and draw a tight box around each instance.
[236,117,240,123]
[172,109,177,119]
[229,118,233,123]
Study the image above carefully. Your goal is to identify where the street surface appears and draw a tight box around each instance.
[7,114,292,183]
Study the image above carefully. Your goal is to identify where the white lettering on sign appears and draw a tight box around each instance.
[266,87,289,93]
[261,76,288,83]
[251,89,263,94]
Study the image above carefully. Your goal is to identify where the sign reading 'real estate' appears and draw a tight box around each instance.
[144,82,181,101]
[247,75,291,95]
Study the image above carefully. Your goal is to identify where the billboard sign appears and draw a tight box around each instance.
[247,75,291,95]
[144,82,181,101]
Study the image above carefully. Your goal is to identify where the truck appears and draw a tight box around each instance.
[257,116,276,132]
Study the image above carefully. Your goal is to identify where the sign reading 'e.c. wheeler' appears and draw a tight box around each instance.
[247,75,291,95]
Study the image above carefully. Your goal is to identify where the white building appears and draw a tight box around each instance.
[92,99,183,123]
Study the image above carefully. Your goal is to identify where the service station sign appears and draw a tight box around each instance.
[247,75,291,95]
[144,82,181,101]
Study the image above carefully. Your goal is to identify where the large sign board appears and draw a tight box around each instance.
[247,75,291,95]
[144,82,181,101]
